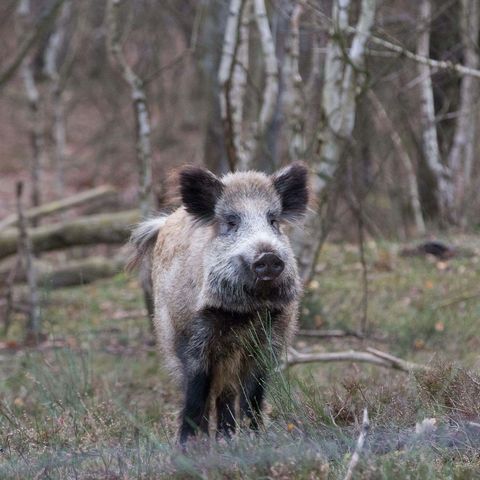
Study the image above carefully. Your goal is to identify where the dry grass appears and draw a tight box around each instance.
[1,238,480,478]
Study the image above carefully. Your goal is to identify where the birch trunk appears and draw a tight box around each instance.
[16,0,45,215]
[232,0,251,169]
[218,0,247,170]
[107,0,153,218]
[416,0,453,220]
[218,0,279,171]
[44,0,71,198]
[16,182,41,342]
[448,0,479,223]
[282,1,306,162]
[292,0,377,283]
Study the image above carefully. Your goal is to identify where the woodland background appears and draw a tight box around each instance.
[0,0,480,478]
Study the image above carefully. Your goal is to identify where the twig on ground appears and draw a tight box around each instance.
[344,408,370,480]
[297,329,365,339]
[297,329,389,342]
[284,346,428,373]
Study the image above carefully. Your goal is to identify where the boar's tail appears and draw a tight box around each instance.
[126,216,167,272]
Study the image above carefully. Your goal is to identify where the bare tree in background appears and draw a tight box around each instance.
[107,0,155,323]
[417,0,479,225]
[16,0,46,215]
[292,0,377,283]
[44,0,72,198]
[15,182,41,343]
[448,0,479,225]
[282,1,306,163]
[107,0,153,219]
[218,0,279,171]
[368,91,426,235]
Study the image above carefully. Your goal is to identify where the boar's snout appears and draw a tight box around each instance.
[251,252,285,281]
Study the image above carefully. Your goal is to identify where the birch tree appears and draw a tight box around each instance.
[448,0,479,224]
[218,0,279,171]
[292,0,377,283]
[16,0,46,215]
[106,0,153,218]
[282,1,306,162]
[44,0,72,198]
[416,0,479,224]
[416,0,453,220]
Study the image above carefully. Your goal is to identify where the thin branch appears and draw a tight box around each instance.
[285,346,428,373]
[306,0,480,79]
[344,408,369,480]
[357,197,368,335]
[297,329,364,339]
[0,0,66,89]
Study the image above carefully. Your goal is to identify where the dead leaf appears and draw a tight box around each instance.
[434,322,445,332]
[414,339,425,350]
[436,261,448,271]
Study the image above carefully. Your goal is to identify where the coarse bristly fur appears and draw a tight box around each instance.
[129,162,310,444]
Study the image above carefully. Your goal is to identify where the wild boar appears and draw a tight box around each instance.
[129,162,309,443]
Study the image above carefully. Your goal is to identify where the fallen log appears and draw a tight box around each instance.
[0,185,118,232]
[1,256,126,288]
[0,210,140,260]
[36,256,125,288]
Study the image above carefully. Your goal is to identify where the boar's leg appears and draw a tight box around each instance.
[216,388,236,439]
[240,371,266,431]
[179,369,212,444]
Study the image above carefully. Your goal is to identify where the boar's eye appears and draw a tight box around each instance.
[268,213,280,231]
[219,214,240,235]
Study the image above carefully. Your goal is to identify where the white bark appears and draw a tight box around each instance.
[448,0,479,221]
[292,0,377,283]
[282,1,306,162]
[344,409,370,480]
[107,0,153,218]
[232,0,251,169]
[17,0,45,214]
[218,0,279,171]
[44,0,71,198]
[218,0,246,170]
[252,0,279,138]
[416,0,452,218]
[368,91,426,235]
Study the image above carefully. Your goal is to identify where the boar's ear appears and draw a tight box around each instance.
[272,162,309,221]
[180,166,224,222]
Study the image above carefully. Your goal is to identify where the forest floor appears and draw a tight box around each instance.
[1,236,480,479]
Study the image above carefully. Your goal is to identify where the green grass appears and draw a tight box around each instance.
[1,238,480,478]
